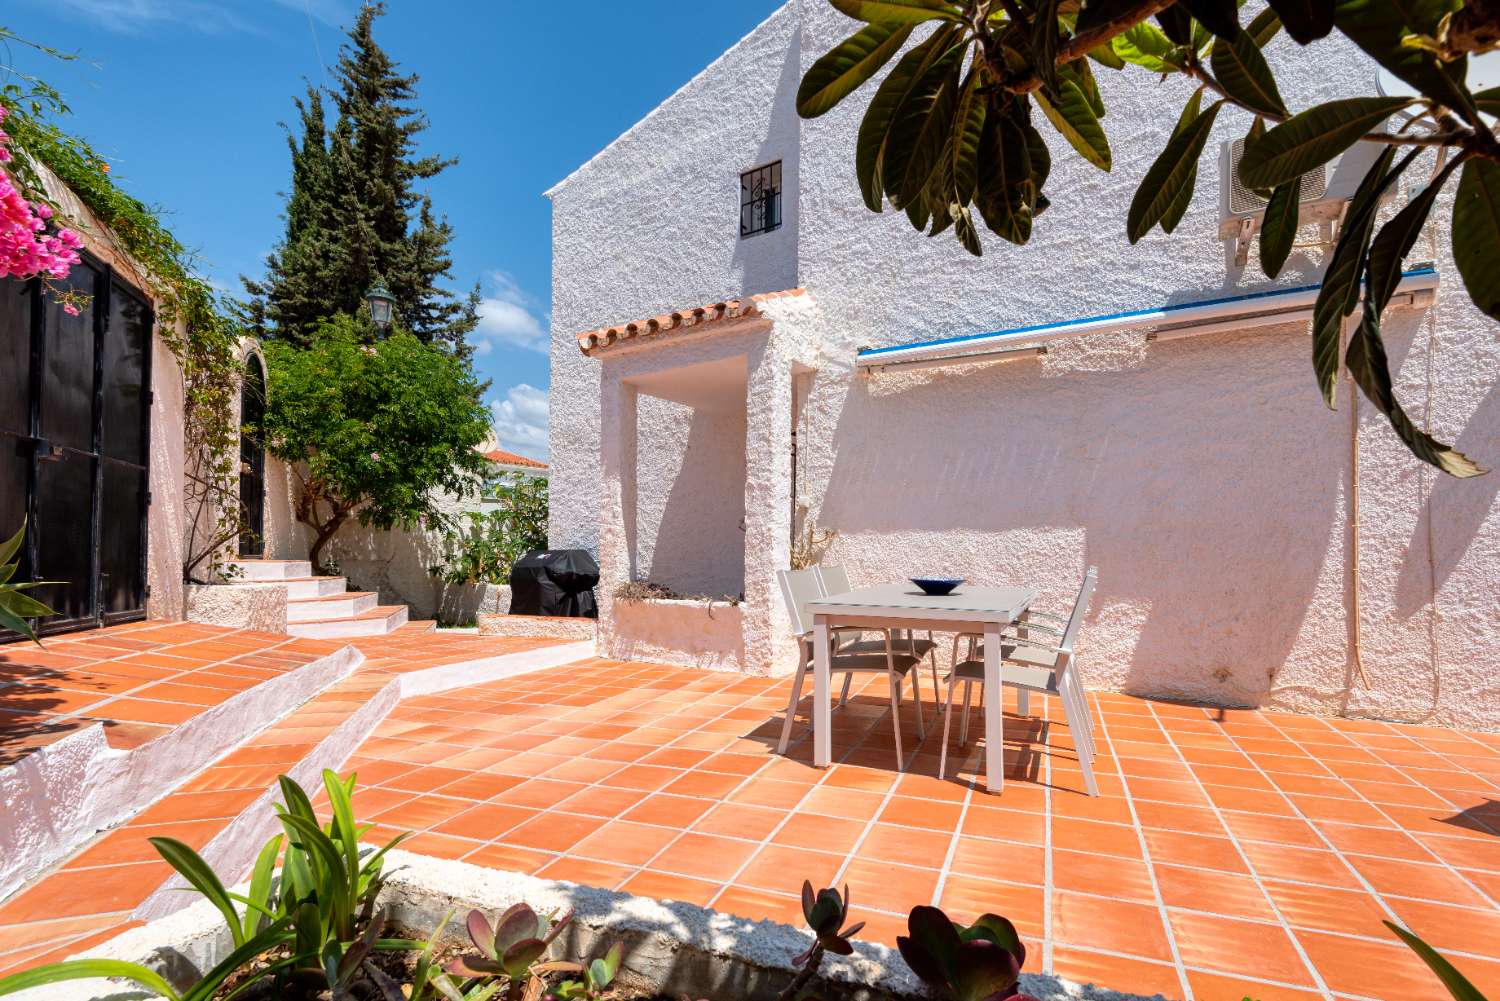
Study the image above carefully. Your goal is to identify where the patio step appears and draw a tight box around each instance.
[396,619,438,635]
[286,590,378,623]
[281,576,349,600]
[227,559,314,581]
[286,604,409,639]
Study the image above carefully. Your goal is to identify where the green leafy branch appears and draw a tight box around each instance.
[800,0,1500,477]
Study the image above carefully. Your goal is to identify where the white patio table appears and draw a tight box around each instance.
[805,583,1037,794]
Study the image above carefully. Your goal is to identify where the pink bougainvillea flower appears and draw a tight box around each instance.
[0,107,83,285]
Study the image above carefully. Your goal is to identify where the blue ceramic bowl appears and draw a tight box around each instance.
[911,577,965,596]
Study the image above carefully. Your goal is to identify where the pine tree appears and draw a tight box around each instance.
[242,2,476,353]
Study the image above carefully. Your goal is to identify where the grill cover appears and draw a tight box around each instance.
[508,549,599,618]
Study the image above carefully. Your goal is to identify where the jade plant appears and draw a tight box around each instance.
[447,904,581,1001]
[550,944,623,1001]
[896,906,1039,1001]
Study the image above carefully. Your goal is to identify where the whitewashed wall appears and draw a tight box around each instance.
[547,2,803,557]
[548,1,1500,727]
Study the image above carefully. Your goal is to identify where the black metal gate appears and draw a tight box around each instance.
[0,254,153,638]
[238,353,266,557]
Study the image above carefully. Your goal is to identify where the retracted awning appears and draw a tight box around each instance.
[857,267,1440,375]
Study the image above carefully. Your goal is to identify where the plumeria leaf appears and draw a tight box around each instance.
[1185,0,1241,38]
[1310,145,1400,408]
[1266,0,1334,42]
[1238,96,1410,189]
[1346,309,1487,478]
[1366,157,1457,312]
[830,0,963,24]
[1210,26,1287,117]
[1453,157,1500,321]
[856,27,959,211]
[797,22,916,118]
[1127,99,1223,241]
[1036,78,1111,171]
[1258,175,1302,278]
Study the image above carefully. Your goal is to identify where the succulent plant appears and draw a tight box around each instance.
[796,882,864,966]
[448,904,581,1001]
[550,943,623,1000]
[896,906,1038,1001]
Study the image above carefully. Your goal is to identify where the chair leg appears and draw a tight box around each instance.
[939,679,957,780]
[777,650,809,755]
[887,668,905,770]
[838,672,852,708]
[926,631,940,712]
[959,680,974,745]
[1057,673,1098,797]
[911,666,926,740]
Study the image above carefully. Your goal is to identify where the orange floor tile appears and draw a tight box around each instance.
[3,640,1500,1000]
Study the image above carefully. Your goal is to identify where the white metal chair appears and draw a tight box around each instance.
[815,564,942,712]
[939,568,1099,796]
[776,567,925,770]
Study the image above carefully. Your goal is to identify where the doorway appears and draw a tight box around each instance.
[238,353,267,557]
[0,255,153,638]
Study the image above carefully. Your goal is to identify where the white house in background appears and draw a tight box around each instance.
[545,1,1500,730]
[482,447,550,480]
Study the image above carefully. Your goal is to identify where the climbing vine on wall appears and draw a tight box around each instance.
[1,28,246,584]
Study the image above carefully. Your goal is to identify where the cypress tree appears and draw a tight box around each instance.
[243,2,476,353]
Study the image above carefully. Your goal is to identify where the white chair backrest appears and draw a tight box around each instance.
[815,563,853,597]
[778,568,825,638]
[1059,566,1097,655]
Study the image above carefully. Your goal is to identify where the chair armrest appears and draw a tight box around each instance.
[1010,620,1064,638]
[1022,609,1069,625]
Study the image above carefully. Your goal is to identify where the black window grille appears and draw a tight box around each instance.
[740,161,782,238]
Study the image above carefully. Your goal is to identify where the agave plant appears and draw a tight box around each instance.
[1387,921,1490,1001]
[0,520,58,643]
[448,904,581,1001]
[896,906,1039,1001]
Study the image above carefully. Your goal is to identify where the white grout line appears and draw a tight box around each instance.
[1142,699,1334,1000]
[1092,694,1194,1001]
[1041,686,1056,974]
[1252,712,1500,912]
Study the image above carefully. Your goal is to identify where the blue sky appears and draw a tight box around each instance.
[4,0,781,458]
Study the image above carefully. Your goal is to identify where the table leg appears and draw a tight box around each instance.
[814,617,832,768]
[983,621,1004,794]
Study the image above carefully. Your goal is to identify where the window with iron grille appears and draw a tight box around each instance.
[740,162,782,238]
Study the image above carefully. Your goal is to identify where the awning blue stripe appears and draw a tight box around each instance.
[856,267,1439,359]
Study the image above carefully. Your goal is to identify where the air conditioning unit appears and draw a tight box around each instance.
[1218,137,1389,265]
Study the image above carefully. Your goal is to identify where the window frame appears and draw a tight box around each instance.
[739,161,783,239]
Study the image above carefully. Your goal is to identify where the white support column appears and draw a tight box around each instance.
[742,342,795,676]
[597,373,637,652]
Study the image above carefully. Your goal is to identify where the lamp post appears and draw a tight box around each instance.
[365,281,395,333]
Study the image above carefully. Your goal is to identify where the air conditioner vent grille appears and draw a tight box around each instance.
[1228,137,1328,214]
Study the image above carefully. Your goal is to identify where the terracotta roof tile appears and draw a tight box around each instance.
[481,448,548,470]
[576,288,805,356]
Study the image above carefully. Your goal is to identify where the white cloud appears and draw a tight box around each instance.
[489,384,550,460]
[34,0,347,33]
[474,272,549,356]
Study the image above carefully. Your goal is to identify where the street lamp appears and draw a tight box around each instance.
[365,281,395,333]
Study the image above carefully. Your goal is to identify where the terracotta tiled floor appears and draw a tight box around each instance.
[0,621,347,762]
[0,623,570,975]
[4,646,1500,1000]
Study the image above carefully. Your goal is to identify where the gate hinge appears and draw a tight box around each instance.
[145,390,155,406]
[145,490,153,506]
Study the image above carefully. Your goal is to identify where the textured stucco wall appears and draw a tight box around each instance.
[548,2,1500,725]
[547,2,803,558]
[632,394,749,598]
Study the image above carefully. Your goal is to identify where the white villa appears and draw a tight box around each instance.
[544,1,1500,730]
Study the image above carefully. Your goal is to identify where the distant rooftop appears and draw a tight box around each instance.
[483,448,548,471]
